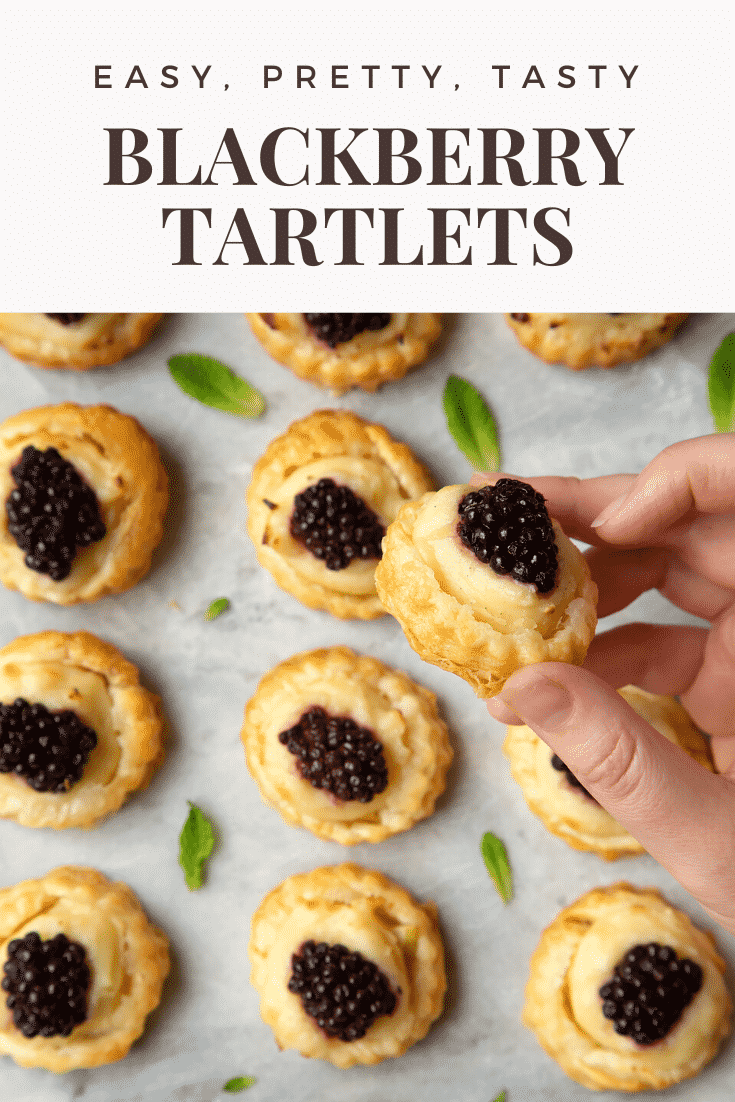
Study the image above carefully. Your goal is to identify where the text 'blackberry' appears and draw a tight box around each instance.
[279,706,388,803]
[457,478,558,593]
[304,314,391,348]
[2,931,90,1038]
[6,446,106,581]
[599,942,703,1045]
[289,940,397,1041]
[289,478,385,571]
[0,698,98,792]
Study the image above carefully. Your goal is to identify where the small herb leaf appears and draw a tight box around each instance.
[168,353,266,418]
[179,803,215,890]
[707,334,735,432]
[223,1076,257,1093]
[491,1092,506,1102]
[443,375,501,471]
[204,597,230,621]
[481,832,513,903]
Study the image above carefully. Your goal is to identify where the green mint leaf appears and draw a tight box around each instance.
[204,597,230,621]
[223,1076,257,1093]
[707,333,735,432]
[443,375,501,471]
[168,353,266,418]
[481,832,513,904]
[491,1092,506,1102]
[179,802,215,890]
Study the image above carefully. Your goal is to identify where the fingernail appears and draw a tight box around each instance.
[590,493,628,528]
[500,674,573,731]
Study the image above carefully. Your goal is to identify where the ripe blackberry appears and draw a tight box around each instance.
[279,706,388,803]
[6,445,106,581]
[510,313,530,322]
[289,478,384,571]
[551,753,594,800]
[304,314,391,348]
[289,940,397,1041]
[599,942,703,1045]
[45,314,86,325]
[0,698,98,792]
[457,478,559,593]
[2,931,90,1038]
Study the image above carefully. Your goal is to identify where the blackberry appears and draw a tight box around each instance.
[2,931,90,1038]
[279,706,388,803]
[289,478,384,571]
[0,698,97,792]
[457,478,559,593]
[6,445,106,581]
[551,753,594,800]
[304,314,391,348]
[45,314,86,325]
[289,940,397,1041]
[510,313,530,322]
[599,942,703,1045]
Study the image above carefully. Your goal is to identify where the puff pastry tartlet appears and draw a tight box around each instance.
[505,313,688,370]
[0,631,164,829]
[523,883,732,1091]
[246,313,441,394]
[247,409,434,620]
[504,686,713,860]
[242,647,453,844]
[375,477,597,696]
[249,863,445,1067]
[0,314,163,370]
[0,403,168,604]
[0,865,169,1071]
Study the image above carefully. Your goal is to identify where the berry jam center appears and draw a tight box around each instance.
[2,931,90,1038]
[550,753,595,801]
[289,478,385,571]
[599,942,703,1045]
[457,478,559,594]
[279,706,388,803]
[0,698,98,793]
[45,314,86,325]
[304,313,391,348]
[289,940,397,1041]
[6,445,107,581]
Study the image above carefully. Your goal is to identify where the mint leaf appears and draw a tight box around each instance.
[223,1077,256,1093]
[491,1093,506,1102]
[204,597,230,621]
[707,333,735,432]
[179,802,215,890]
[168,354,265,418]
[443,375,501,471]
[481,832,513,903]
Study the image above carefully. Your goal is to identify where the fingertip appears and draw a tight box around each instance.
[485,696,524,725]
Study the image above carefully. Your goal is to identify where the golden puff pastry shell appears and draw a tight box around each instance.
[503,686,713,860]
[247,409,434,620]
[0,314,163,370]
[0,403,168,604]
[246,313,442,394]
[242,646,453,844]
[0,865,169,1071]
[249,863,445,1067]
[0,631,164,829]
[505,313,688,370]
[375,484,597,696]
[523,883,732,1092]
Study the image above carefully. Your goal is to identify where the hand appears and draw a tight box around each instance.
[483,435,735,936]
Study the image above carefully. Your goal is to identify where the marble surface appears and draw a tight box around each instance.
[0,312,733,1102]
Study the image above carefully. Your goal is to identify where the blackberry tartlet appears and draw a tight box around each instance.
[248,863,445,1067]
[523,883,732,1091]
[242,647,453,844]
[0,314,162,370]
[503,686,713,860]
[246,410,434,620]
[0,403,168,604]
[375,478,597,697]
[246,313,442,393]
[505,313,688,370]
[0,866,169,1071]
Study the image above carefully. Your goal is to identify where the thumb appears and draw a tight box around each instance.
[496,663,735,934]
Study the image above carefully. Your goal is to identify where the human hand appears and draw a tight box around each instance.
[482,435,735,935]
